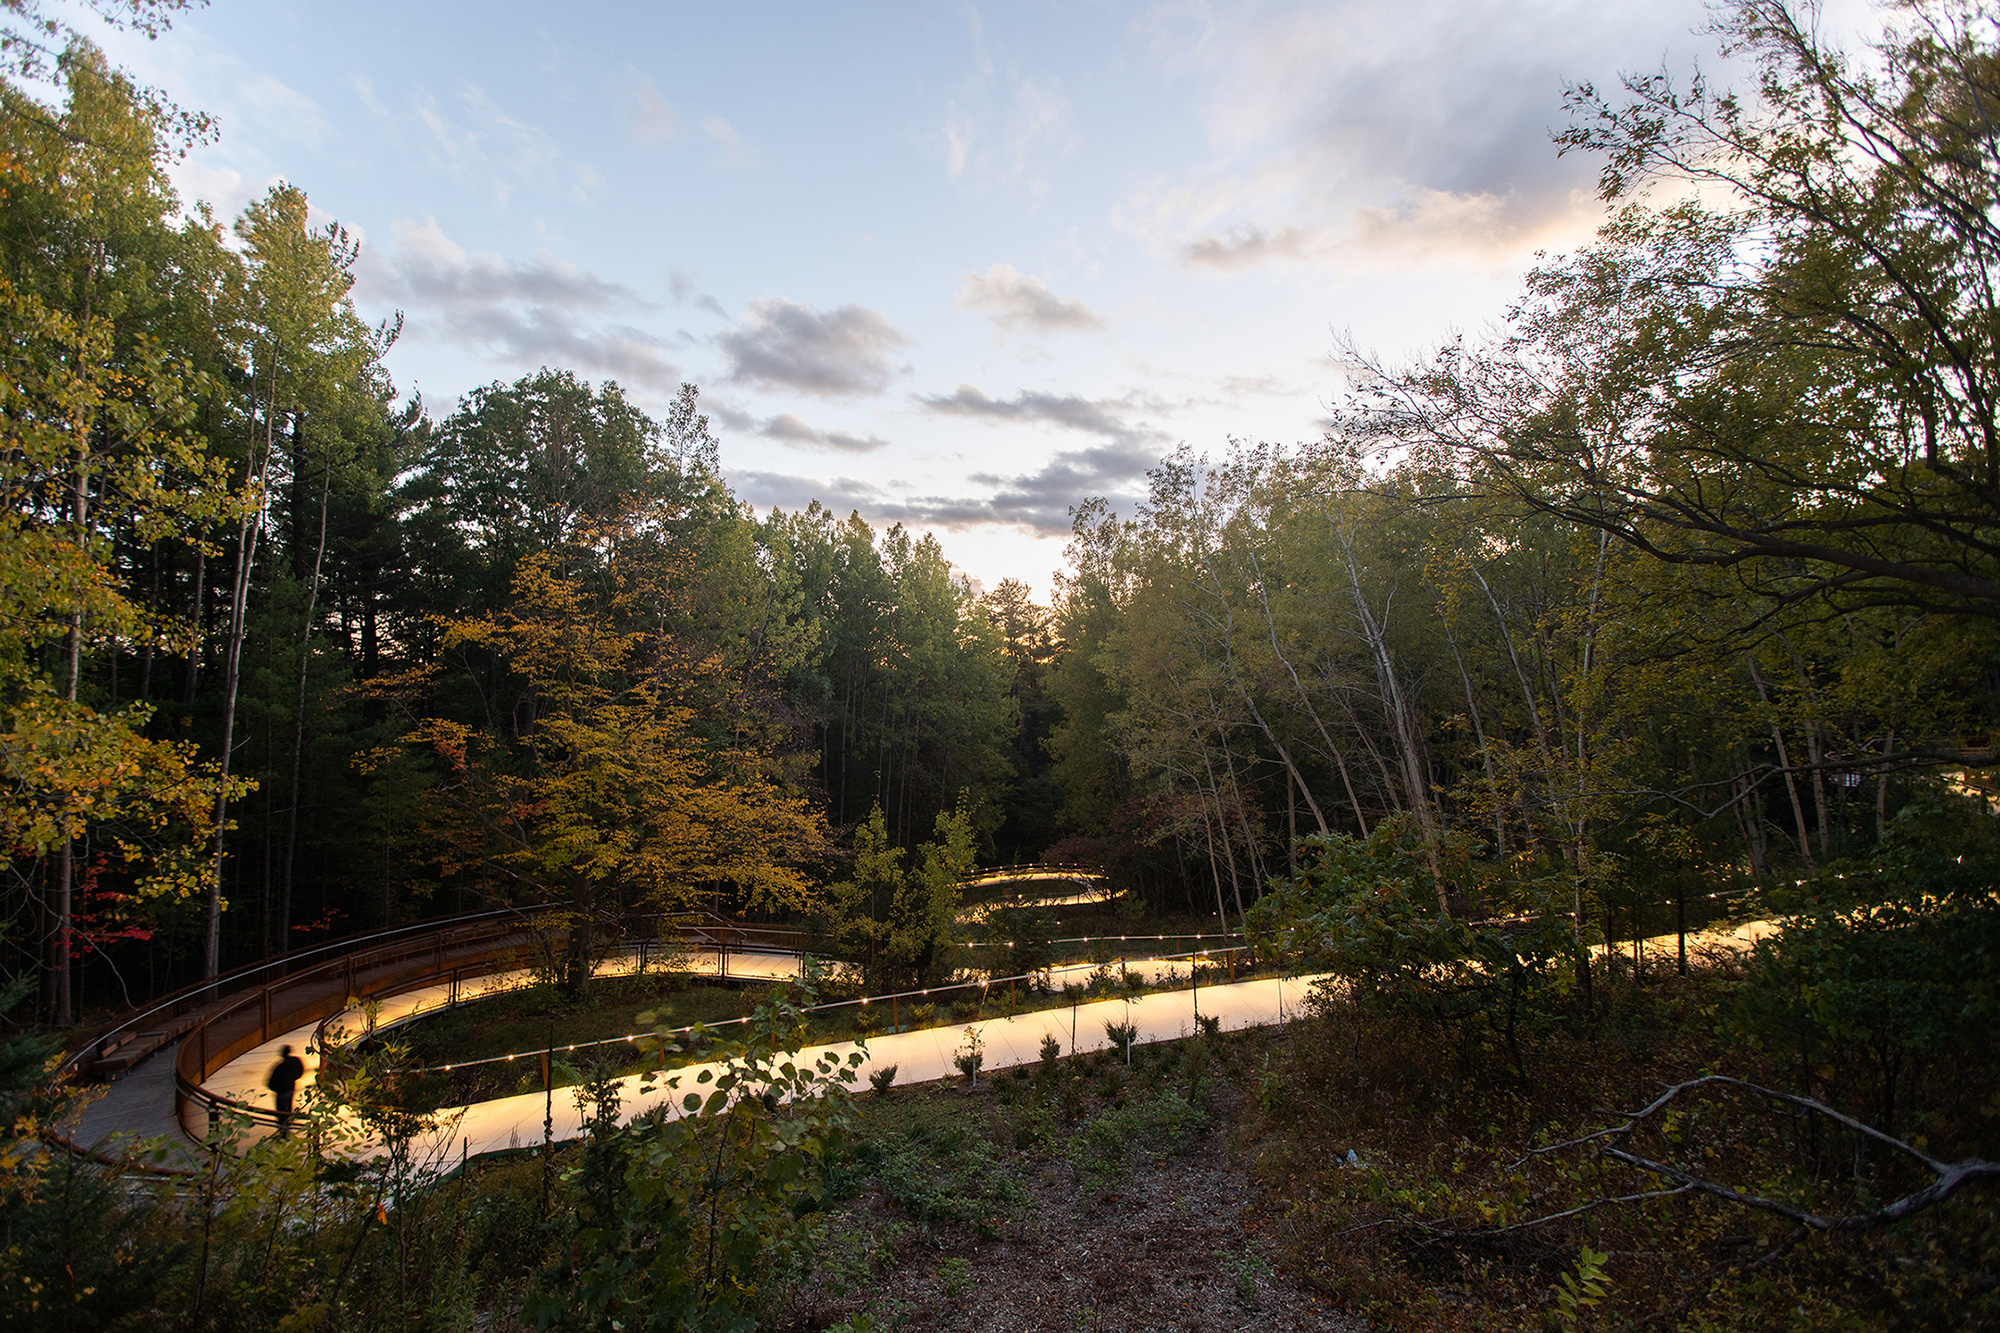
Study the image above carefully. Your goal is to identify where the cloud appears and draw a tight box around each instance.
[962,439,1161,533]
[919,384,1168,448]
[629,76,682,142]
[667,266,728,317]
[703,115,757,168]
[720,299,911,397]
[1180,223,1320,269]
[359,217,682,391]
[731,470,892,516]
[394,83,600,207]
[761,413,891,454]
[731,433,1160,537]
[936,22,1077,195]
[239,75,330,146]
[1123,0,1715,271]
[957,264,1104,333]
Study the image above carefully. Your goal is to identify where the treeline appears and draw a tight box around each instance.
[1041,0,2000,967]
[10,0,2000,1036]
[1,43,1043,1024]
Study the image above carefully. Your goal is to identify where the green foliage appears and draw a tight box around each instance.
[952,1025,984,1086]
[1069,1086,1209,1190]
[1103,1017,1137,1065]
[1552,1244,1610,1332]
[1730,793,2000,1133]
[986,904,1057,982]
[530,987,866,1331]
[842,1124,1025,1237]
[1248,814,1580,1075]
[816,797,977,994]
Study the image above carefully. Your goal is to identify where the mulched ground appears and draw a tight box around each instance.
[791,1082,1368,1332]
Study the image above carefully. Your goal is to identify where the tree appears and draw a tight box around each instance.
[201,182,387,977]
[395,538,832,992]
[0,47,241,1018]
[399,369,675,619]
[813,796,976,993]
[1349,0,2000,666]
[533,987,866,1329]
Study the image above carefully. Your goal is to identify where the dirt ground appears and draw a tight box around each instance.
[790,1077,1368,1333]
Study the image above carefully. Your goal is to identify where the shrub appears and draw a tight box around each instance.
[868,1063,898,1095]
[953,1027,985,1087]
[1038,1033,1061,1068]
[1104,1018,1138,1066]
[851,1126,1025,1235]
[1245,813,1580,1080]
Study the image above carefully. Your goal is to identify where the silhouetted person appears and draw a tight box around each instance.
[268,1044,305,1138]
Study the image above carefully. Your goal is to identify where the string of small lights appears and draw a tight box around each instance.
[401,938,1260,1076]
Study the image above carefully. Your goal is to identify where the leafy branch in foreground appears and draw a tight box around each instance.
[530,985,867,1330]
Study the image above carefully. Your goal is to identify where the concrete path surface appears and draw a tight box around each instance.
[65,913,1783,1167]
[65,945,807,1156]
[375,970,1324,1168]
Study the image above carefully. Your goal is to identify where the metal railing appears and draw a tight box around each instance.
[961,862,1106,887]
[170,912,810,1140]
[321,937,1266,1087]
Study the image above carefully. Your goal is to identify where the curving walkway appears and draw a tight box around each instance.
[64,942,805,1156]
[64,911,1785,1171]
[234,970,1322,1167]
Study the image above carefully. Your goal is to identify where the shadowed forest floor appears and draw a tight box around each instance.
[771,1042,1363,1333]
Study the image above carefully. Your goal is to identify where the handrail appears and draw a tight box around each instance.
[406,942,1264,1076]
[57,916,1267,1176]
[166,914,574,1141]
[171,917,813,1138]
[962,863,1105,884]
[53,905,537,1083]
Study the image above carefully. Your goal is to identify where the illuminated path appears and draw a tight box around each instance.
[66,917,1783,1166]
[349,970,1323,1167]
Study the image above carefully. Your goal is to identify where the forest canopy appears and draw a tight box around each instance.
[1,0,1994,1050]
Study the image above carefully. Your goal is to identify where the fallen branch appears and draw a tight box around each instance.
[1518,1074,2000,1232]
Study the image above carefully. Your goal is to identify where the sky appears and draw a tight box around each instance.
[87,0,1788,599]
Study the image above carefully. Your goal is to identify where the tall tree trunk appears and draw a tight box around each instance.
[281,443,335,954]
[1245,545,1367,833]
[1332,524,1444,906]
[183,545,205,705]
[1875,726,1896,841]
[1747,656,1816,874]
[207,364,279,979]
[1440,613,1504,854]
[1193,786,1233,933]
[53,431,91,1025]
[1780,637,1833,859]
[1201,550,1331,838]
[1196,745,1248,927]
